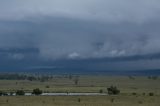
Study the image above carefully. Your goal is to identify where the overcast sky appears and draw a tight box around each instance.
[0,0,160,71]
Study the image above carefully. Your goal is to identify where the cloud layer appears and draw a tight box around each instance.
[1,0,160,22]
[0,0,160,60]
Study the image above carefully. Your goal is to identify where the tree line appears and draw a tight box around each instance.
[0,73,52,82]
[0,88,42,96]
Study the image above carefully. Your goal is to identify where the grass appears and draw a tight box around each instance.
[0,75,159,106]
[0,95,160,106]
[0,76,159,94]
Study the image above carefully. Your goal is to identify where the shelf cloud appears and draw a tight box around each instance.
[0,0,160,71]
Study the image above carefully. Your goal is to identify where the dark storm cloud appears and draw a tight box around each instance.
[0,0,160,61]
[1,17,160,60]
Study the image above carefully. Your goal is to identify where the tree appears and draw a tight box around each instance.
[32,88,42,95]
[0,91,8,96]
[107,86,120,95]
[16,90,25,95]
[74,78,79,85]
[27,76,36,81]
[0,91,3,96]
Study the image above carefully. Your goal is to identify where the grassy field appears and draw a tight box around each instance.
[0,76,159,94]
[0,75,160,106]
[0,95,160,106]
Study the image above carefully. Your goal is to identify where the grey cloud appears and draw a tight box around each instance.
[0,16,160,60]
[1,0,160,23]
[0,0,160,61]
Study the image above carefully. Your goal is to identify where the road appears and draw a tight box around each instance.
[9,93,107,96]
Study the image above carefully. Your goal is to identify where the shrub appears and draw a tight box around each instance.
[142,93,145,96]
[149,92,154,96]
[78,98,81,102]
[16,90,25,95]
[110,98,115,103]
[10,92,14,96]
[107,86,120,95]
[148,76,158,80]
[45,85,50,88]
[128,76,135,80]
[66,91,69,94]
[99,89,103,93]
[32,88,42,95]
[152,76,158,80]
[132,92,137,95]
[138,101,143,104]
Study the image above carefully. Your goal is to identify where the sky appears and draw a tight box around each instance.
[0,0,160,72]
